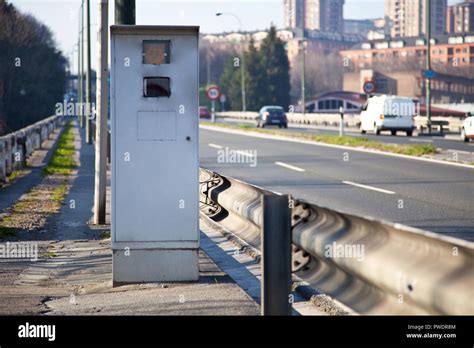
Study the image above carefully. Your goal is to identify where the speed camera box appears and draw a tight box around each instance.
[110,25,199,283]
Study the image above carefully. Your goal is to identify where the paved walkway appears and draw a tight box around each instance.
[50,125,97,241]
[0,122,260,315]
[0,128,60,213]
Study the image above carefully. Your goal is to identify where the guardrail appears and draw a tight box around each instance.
[216,111,465,133]
[216,111,360,128]
[199,167,474,315]
[0,115,63,183]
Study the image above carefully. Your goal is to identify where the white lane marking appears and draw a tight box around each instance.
[200,125,474,170]
[208,143,223,149]
[235,150,255,158]
[275,162,306,172]
[409,139,433,143]
[342,181,396,195]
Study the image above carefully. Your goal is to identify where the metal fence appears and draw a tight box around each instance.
[199,167,474,315]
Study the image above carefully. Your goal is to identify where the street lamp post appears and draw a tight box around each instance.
[85,0,92,144]
[426,0,432,134]
[79,1,84,128]
[216,12,246,112]
[300,38,306,116]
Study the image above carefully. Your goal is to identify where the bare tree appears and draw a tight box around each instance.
[0,0,66,134]
[291,51,343,103]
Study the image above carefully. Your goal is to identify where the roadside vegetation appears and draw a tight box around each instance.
[202,122,438,157]
[0,123,77,240]
[42,122,77,176]
[0,182,69,240]
[0,170,28,188]
[100,230,111,239]
[0,1,67,134]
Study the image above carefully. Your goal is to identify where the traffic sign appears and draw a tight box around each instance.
[206,85,220,101]
[423,70,437,79]
[363,80,376,94]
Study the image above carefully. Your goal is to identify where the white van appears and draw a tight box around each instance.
[360,95,415,136]
[461,113,474,142]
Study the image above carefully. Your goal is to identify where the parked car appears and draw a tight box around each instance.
[256,106,288,128]
[199,106,211,119]
[461,112,474,142]
[360,95,415,136]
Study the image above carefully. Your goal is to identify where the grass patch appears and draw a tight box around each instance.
[42,123,78,176]
[12,199,36,212]
[100,230,111,239]
[7,170,22,182]
[0,170,27,188]
[51,184,68,202]
[202,122,438,157]
[46,251,58,258]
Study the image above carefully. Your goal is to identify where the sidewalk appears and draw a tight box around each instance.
[0,127,61,213]
[0,122,260,315]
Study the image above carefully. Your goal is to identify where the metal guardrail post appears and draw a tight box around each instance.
[261,194,292,316]
[5,136,12,176]
[339,106,344,137]
[107,131,111,163]
[0,140,5,182]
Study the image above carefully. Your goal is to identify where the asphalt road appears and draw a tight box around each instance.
[219,117,474,153]
[200,127,474,242]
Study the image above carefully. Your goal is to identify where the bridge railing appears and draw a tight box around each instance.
[199,167,474,315]
[0,115,63,183]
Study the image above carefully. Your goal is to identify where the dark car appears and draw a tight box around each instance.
[199,106,211,119]
[256,106,288,128]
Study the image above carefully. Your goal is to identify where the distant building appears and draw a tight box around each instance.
[283,0,305,29]
[283,0,345,34]
[201,30,294,48]
[304,91,366,113]
[344,19,377,35]
[447,0,474,34]
[341,35,474,69]
[286,29,362,63]
[202,28,361,64]
[343,68,474,104]
[367,30,387,41]
[384,0,447,38]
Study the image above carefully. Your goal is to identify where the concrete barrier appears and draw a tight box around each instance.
[217,111,465,133]
[199,167,474,315]
[216,111,360,128]
[0,115,62,183]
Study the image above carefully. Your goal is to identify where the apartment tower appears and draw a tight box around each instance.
[384,0,447,38]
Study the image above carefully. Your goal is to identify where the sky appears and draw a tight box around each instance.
[10,0,460,72]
